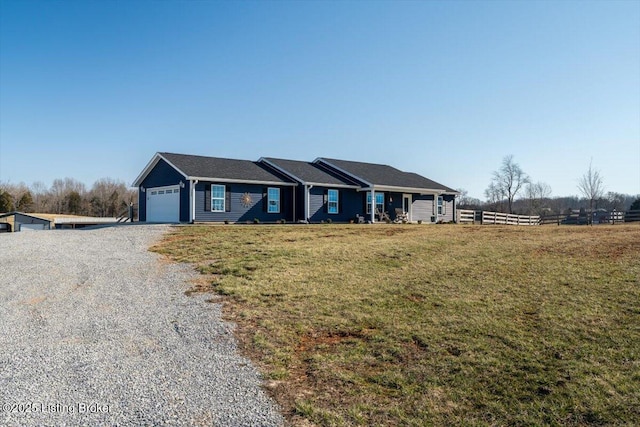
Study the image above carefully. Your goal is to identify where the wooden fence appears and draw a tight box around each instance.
[457,210,540,225]
[458,209,640,226]
[540,210,640,225]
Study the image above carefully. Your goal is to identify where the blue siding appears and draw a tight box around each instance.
[138,188,146,222]
[295,187,306,222]
[194,182,294,223]
[386,192,403,220]
[307,187,363,222]
[181,181,191,222]
[135,156,456,224]
[139,159,189,222]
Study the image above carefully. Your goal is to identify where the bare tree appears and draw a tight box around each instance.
[577,160,604,210]
[30,181,50,212]
[525,181,552,215]
[603,192,626,212]
[486,155,529,213]
[484,182,504,212]
[89,178,129,217]
[49,179,66,214]
[456,188,483,209]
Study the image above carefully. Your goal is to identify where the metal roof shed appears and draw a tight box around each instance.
[0,212,52,232]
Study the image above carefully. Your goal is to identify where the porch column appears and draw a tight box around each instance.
[432,192,437,222]
[370,189,376,223]
[191,180,198,223]
[292,186,296,222]
[306,185,313,222]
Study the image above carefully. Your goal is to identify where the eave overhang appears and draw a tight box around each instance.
[132,153,188,187]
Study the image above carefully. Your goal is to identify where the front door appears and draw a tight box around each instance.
[403,194,412,222]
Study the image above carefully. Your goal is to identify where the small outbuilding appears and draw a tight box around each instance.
[0,212,52,232]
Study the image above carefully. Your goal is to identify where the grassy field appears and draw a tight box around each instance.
[152,224,640,426]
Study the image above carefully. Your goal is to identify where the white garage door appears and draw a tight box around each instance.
[147,185,180,222]
[20,224,46,231]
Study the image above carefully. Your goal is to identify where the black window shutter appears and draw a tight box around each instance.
[204,185,211,212]
[279,188,282,213]
[338,190,342,213]
[323,189,328,213]
[225,187,231,212]
[263,187,268,212]
[362,192,367,213]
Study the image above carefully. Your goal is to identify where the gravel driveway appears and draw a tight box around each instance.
[0,225,283,427]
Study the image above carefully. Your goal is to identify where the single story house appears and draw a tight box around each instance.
[0,212,52,232]
[133,152,458,224]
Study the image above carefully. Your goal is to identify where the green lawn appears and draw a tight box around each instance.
[152,224,640,426]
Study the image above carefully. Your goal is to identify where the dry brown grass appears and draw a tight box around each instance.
[153,224,640,426]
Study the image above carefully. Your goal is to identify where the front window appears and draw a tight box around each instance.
[327,189,339,214]
[268,187,280,213]
[366,192,384,214]
[437,196,444,215]
[212,184,225,212]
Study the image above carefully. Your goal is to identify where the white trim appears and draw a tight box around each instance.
[314,158,458,195]
[370,190,376,222]
[314,158,373,187]
[365,191,385,222]
[365,184,447,194]
[437,195,444,216]
[259,158,305,183]
[189,176,297,186]
[260,158,360,189]
[403,193,412,222]
[305,185,313,221]
[132,153,189,187]
[307,182,359,189]
[211,184,226,212]
[327,189,339,214]
[267,187,280,213]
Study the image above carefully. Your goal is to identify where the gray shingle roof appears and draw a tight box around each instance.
[317,158,457,192]
[160,152,293,184]
[262,158,359,186]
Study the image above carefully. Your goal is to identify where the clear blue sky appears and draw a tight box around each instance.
[1,0,638,199]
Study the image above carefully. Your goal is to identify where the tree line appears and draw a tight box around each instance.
[458,155,640,216]
[2,160,638,219]
[0,178,137,218]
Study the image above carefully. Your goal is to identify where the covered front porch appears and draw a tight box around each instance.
[360,187,455,224]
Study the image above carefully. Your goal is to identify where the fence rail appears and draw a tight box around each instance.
[458,209,640,225]
[457,210,540,225]
[457,209,476,224]
[540,209,640,225]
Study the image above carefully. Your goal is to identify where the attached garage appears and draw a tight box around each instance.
[146,185,180,222]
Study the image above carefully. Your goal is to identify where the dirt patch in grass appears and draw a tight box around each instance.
[153,224,640,426]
